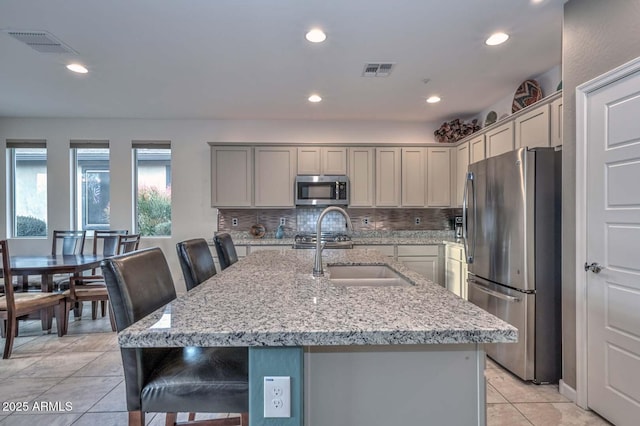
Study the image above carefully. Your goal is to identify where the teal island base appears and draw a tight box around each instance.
[249,343,487,426]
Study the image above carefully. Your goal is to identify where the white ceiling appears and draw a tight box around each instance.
[0,0,563,123]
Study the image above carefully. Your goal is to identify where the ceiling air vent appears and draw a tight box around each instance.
[362,63,395,77]
[3,30,78,54]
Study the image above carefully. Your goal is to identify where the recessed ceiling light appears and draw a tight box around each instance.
[66,63,88,74]
[485,32,509,46]
[305,29,326,43]
[308,94,322,103]
[426,96,441,104]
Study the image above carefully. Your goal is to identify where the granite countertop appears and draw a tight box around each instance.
[119,248,516,348]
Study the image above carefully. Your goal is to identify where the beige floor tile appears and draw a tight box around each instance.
[0,353,44,379]
[485,367,569,403]
[514,402,613,426]
[8,335,40,349]
[487,383,508,404]
[72,351,123,377]
[88,380,126,412]
[487,403,533,426]
[72,411,128,426]
[10,334,83,355]
[0,377,62,412]
[36,375,122,413]
[11,351,102,378]
[58,333,118,353]
[0,413,81,425]
[65,317,114,335]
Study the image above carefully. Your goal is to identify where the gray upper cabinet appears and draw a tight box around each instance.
[486,121,514,158]
[469,134,486,164]
[427,147,451,207]
[297,147,348,175]
[254,147,297,207]
[376,147,402,207]
[348,147,375,207]
[515,103,550,149]
[401,147,426,207]
[211,146,253,207]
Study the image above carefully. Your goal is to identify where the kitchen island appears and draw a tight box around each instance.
[119,248,516,426]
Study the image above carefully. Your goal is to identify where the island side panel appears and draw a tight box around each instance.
[304,344,486,426]
[249,347,304,426]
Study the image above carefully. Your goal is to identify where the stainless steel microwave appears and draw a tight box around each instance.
[295,175,349,206]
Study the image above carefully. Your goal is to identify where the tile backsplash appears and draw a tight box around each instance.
[218,207,460,236]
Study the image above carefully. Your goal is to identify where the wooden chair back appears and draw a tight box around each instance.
[1,240,66,358]
[52,230,86,255]
[93,230,129,256]
[118,234,141,254]
[0,240,15,319]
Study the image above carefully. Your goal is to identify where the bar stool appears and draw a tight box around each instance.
[213,233,238,271]
[176,238,217,291]
[102,247,248,426]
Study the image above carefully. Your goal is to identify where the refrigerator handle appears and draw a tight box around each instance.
[462,171,475,263]
[468,279,521,303]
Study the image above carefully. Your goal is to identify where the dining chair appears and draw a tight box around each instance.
[78,230,129,318]
[52,230,87,255]
[117,233,141,255]
[18,229,88,292]
[50,230,87,290]
[102,247,249,426]
[0,240,66,358]
[63,233,140,332]
[213,233,238,271]
[176,238,217,291]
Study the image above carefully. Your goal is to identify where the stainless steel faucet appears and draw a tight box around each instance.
[313,206,353,277]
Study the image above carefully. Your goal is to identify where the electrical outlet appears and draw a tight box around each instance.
[279,217,286,226]
[264,376,291,418]
[231,218,238,227]
[414,217,421,225]
[362,217,370,225]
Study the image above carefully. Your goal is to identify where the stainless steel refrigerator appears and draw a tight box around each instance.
[463,147,561,384]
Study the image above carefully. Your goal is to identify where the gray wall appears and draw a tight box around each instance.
[562,0,640,389]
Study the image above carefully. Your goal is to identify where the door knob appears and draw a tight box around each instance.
[584,262,604,274]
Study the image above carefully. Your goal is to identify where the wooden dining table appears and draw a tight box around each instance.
[9,254,106,333]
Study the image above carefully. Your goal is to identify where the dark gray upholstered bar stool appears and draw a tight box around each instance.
[101,247,248,426]
[176,238,217,291]
[176,238,222,423]
[213,233,238,271]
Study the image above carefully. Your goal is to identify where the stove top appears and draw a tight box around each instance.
[293,232,353,249]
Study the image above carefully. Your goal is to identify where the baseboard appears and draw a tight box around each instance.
[559,379,577,402]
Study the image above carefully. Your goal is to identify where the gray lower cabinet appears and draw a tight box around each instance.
[397,245,442,285]
[445,243,467,299]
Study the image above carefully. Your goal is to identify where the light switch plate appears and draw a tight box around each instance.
[264,376,291,418]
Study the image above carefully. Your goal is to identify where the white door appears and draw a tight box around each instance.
[585,67,640,426]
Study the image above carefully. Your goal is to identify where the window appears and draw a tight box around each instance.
[133,142,171,236]
[72,141,110,232]
[8,140,48,237]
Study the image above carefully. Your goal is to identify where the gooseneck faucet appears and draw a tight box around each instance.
[313,206,353,277]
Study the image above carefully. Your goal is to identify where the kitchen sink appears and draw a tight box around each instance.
[326,264,412,287]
